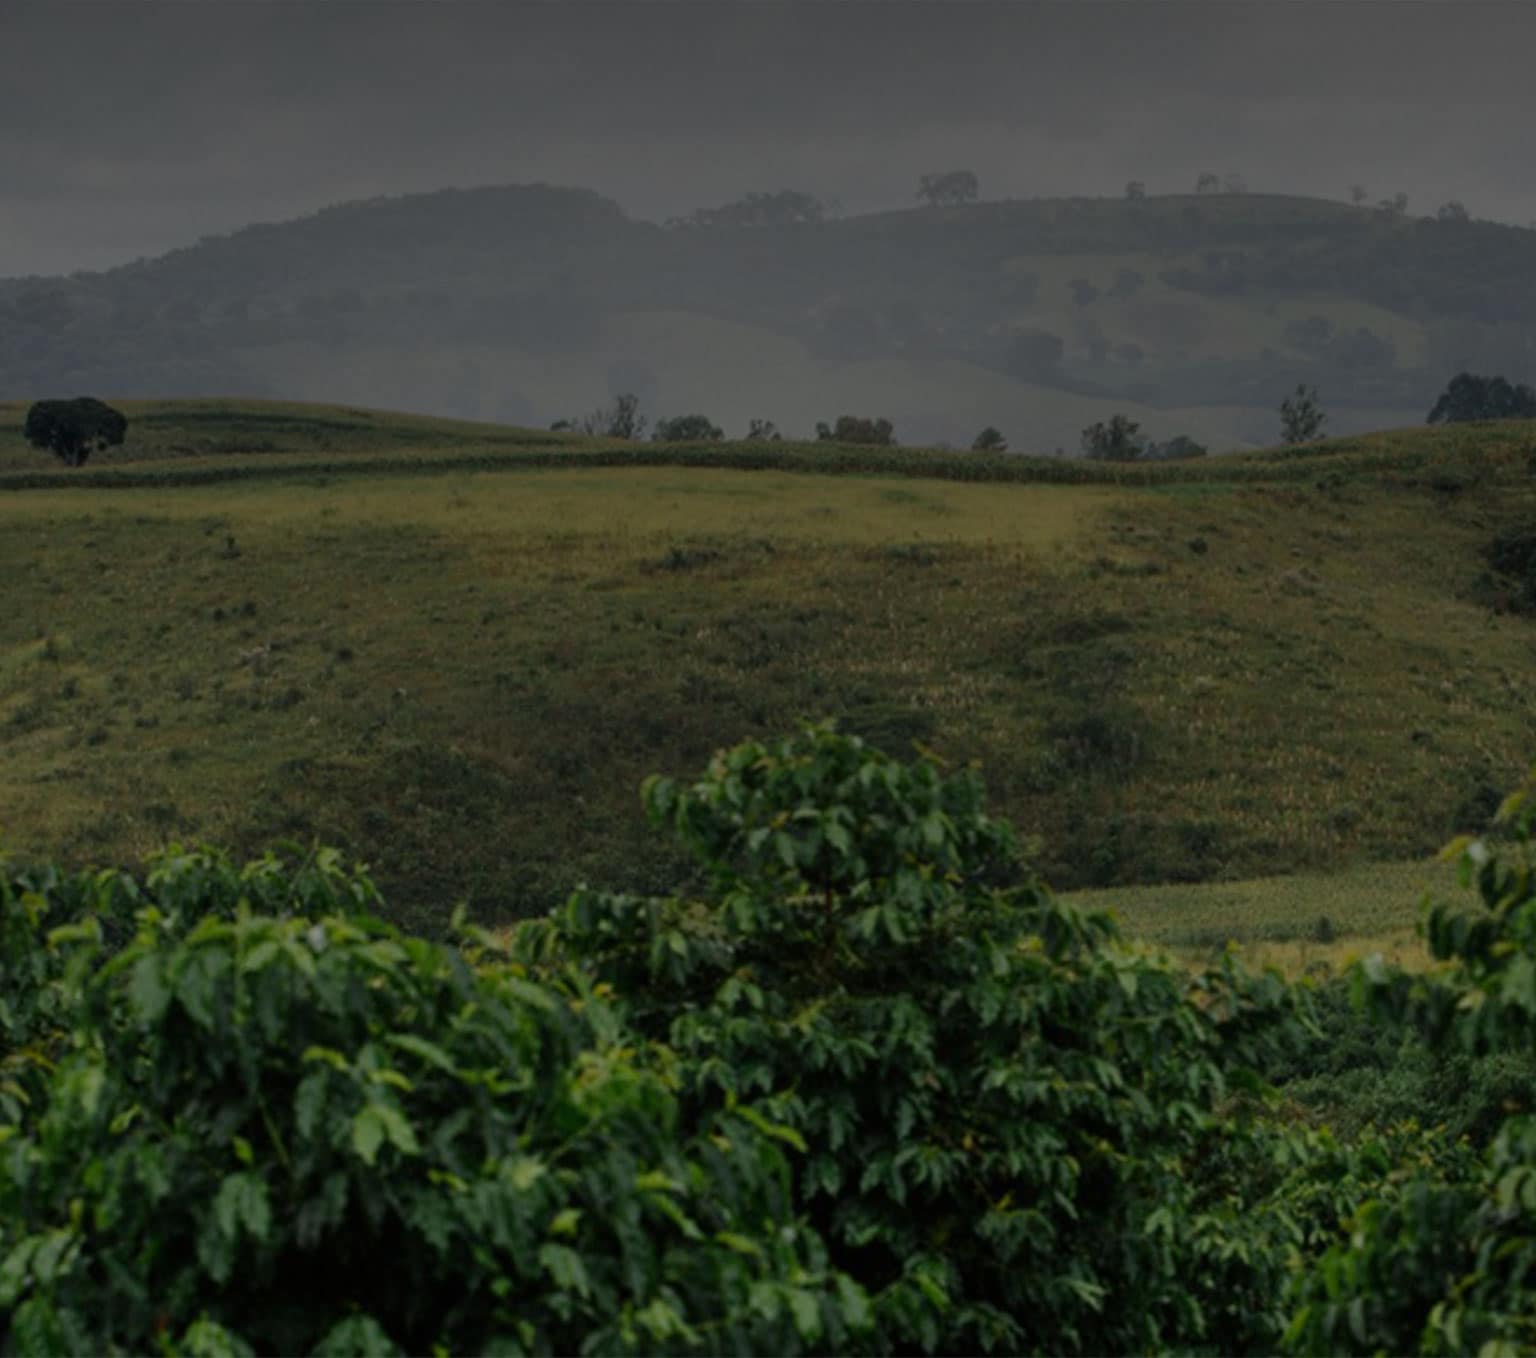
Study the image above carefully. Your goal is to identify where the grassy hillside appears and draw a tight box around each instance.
[9,185,1536,449]
[2,400,1535,932]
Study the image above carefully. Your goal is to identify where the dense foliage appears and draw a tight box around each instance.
[1287,775,1536,1354]
[5,724,1536,1354]
[517,725,1340,1353]
[22,398,127,467]
[0,849,859,1355]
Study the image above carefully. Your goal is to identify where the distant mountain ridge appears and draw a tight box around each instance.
[5,182,1536,451]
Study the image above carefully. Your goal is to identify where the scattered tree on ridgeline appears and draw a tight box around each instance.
[1197,172,1221,194]
[668,189,829,229]
[1124,180,1147,200]
[559,391,647,440]
[814,415,896,446]
[1349,184,1370,205]
[23,397,128,467]
[971,426,1008,452]
[1437,199,1471,223]
[1222,172,1249,194]
[1426,371,1536,423]
[1080,416,1206,461]
[1081,412,1145,460]
[915,170,980,208]
[745,418,783,441]
[652,413,724,442]
[1280,384,1327,444]
[1377,192,1410,217]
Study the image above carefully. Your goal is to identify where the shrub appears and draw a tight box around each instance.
[0,847,861,1355]
[517,723,1318,1354]
[970,426,1007,453]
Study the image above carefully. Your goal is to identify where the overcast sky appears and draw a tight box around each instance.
[4,0,1534,278]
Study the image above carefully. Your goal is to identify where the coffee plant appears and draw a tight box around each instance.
[6,730,1533,1355]
[0,848,864,1355]
[517,723,1328,1353]
[1287,770,1536,1355]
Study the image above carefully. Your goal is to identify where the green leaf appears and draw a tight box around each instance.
[214,1172,272,1244]
[351,1106,386,1166]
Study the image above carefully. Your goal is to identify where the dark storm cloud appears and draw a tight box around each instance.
[4,1,1536,276]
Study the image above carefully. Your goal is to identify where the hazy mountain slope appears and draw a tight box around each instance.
[5,184,1536,447]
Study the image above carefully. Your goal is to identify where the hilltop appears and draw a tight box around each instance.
[6,185,1536,452]
[2,399,1535,930]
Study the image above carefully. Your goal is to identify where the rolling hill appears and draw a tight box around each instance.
[2,400,1534,935]
[7,185,1536,453]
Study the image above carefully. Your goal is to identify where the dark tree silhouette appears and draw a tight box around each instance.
[652,413,724,442]
[1426,372,1536,423]
[1279,384,1327,444]
[23,398,128,467]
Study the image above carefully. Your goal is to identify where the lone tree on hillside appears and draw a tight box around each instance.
[1196,172,1220,194]
[744,418,783,441]
[915,171,980,208]
[1436,200,1471,223]
[652,413,724,443]
[815,415,896,446]
[1279,384,1327,444]
[1124,180,1146,201]
[1427,372,1536,423]
[24,398,128,467]
[1081,414,1145,461]
[1349,184,1369,205]
[971,426,1008,452]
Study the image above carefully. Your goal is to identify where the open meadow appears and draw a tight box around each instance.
[3,400,1535,944]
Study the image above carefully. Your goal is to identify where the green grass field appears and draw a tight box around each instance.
[3,399,1535,939]
[1071,855,1466,975]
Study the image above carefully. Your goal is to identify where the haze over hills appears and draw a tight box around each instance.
[5,183,1536,452]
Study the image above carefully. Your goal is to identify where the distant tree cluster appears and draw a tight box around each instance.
[552,391,648,440]
[651,413,724,443]
[815,415,896,446]
[669,190,830,230]
[23,397,128,467]
[915,171,980,208]
[744,418,782,441]
[971,426,1008,452]
[1080,414,1206,461]
[1426,371,1536,423]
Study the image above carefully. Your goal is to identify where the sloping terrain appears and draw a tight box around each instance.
[6,186,1536,451]
[2,401,1535,930]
